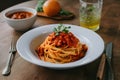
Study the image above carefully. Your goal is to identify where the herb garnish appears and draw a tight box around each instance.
[36,0,46,12]
[53,24,71,36]
[59,9,72,15]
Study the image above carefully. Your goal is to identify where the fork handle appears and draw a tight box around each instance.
[2,52,14,76]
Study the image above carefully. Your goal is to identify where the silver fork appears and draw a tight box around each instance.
[2,37,17,76]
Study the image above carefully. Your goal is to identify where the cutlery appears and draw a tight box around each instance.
[104,42,114,80]
[96,42,114,80]
[2,37,17,76]
[96,53,106,80]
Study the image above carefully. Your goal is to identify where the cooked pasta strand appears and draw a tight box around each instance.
[36,32,88,63]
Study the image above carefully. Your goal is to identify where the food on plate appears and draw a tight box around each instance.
[43,0,61,16]
[7,11,33,19]
[36,0,75,20]
[36,24,88,63]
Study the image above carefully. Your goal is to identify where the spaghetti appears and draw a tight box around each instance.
[36,25,88,63]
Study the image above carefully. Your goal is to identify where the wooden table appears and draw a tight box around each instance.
[0,0,120,80]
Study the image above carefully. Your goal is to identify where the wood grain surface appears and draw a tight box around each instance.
[0,0,120,80]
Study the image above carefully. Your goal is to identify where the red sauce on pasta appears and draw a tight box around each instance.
[36,31,88,63]
[48,32,79,48]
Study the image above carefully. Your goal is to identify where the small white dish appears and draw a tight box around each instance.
[3,7,37,31]
[16,24,104,69]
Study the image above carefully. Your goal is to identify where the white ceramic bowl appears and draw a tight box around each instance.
[3,7,37,31]
[16,24,104,69]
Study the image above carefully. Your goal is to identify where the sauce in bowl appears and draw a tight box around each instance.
[7,11,33,19]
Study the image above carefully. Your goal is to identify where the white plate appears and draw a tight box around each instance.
[16,24,104,69]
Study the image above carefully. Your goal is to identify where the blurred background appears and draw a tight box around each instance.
[0,0,29,11]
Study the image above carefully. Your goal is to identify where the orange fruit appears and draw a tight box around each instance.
[43,0,61,17]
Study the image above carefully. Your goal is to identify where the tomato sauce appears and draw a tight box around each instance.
[48,32,79,48]
[7,11,33,19]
